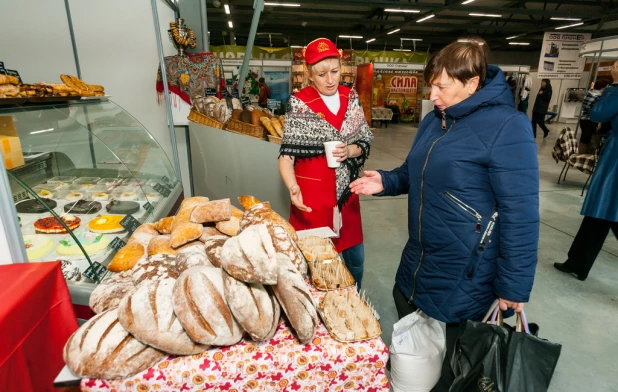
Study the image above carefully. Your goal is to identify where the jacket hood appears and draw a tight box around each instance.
[435,65,514,119]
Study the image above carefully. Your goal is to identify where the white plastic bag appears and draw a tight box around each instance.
[390,310,447,392]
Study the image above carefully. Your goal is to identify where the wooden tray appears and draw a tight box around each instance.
[318,290,382,343]
[308,256,355,291]
[0,98,27,105]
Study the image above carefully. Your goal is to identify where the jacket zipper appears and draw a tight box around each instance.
[410,112,455,304]
[444,191,483,233]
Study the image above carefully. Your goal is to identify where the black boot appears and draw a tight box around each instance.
[554,262,587,281]
[543,130,549,139]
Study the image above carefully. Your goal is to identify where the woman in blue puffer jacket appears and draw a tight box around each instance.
[351,38,539,390]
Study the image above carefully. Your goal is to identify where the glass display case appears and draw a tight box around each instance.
[0,98,183,314]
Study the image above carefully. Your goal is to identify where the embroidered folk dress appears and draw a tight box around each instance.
[280,85,373,252]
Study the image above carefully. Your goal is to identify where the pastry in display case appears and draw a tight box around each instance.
[0,98,183,315]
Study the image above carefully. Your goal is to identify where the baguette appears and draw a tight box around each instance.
[190,198,232,223]
[222,270,280,342]
[260,117,278,137]
[270,118,284,137]
[272,253,318,343]
[172,266,244,345]
[64,309,165,379]
[117,279,209,355]
[0,75,19,85]
[219,224,277,285]
[87,84,105,92]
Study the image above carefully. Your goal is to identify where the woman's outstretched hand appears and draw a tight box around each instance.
[350,171,384,195]
[289,185,312,212]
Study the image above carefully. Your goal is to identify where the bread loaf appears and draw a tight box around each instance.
[240,202,298,242]
[219,224,277,284]
[147,235,176,256]
[172,266,243,345]
[238,195,262,211]
[232,205,244,218]
[272,253,318,344]
[171,221,203,248]
[64,309,165,379]
[231,109,243,121]
[0,75,19,85]
[176,245,215,273]
[154,216,175,234]
[222,270,280,342]
[129,223,159,245]
[107,242,146,272]
[268,224,307,276]
[240,108,253,124]
[132,254,178,286]
[204,235,229,267]
[190,198,232,223]
[117,279,209,355]
[260,117,278,137]
[251,110,265,126]
[271,118,284,137]
[89,271,136,314]
[215,217,241,237]
[199,226,227,242]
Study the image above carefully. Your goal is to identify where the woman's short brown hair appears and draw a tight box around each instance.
[424,37,490,90]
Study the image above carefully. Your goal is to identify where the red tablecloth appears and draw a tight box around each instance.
[0,262,79,392]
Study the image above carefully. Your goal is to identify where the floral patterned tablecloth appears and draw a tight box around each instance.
[81,286,390,392]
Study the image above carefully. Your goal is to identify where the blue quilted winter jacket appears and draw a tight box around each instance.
[378,66,539,323]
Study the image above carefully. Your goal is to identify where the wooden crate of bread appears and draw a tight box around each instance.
[188,108,225,129]
[319,290,381,342]
[267,135,282,144]
[225,118,267,139]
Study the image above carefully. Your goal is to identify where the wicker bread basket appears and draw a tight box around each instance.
[267,135,282,144]
[188,109,225,129]
[225,118,267,139]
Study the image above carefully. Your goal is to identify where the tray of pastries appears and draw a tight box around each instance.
[308,256,355,291]
[297,235,338,262]
[319,290,381,343]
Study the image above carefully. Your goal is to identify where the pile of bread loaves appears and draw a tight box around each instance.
[0,74,104,99]
[64,196,319,380]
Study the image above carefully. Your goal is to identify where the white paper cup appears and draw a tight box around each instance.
[324,141,342,168]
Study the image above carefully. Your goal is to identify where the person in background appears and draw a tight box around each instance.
[531,78,553,138]
[578,80,609,153]
[350,37,539,391]
[555,60,618,281]
[279,38,373,290]
[258,77,270,108]
[518,74,532,113]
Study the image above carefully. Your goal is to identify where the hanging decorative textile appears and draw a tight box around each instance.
[156,52,225,106]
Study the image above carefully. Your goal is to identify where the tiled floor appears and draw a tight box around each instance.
[361,122,618,392]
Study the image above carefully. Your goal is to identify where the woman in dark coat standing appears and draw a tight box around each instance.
[531,78,553,138]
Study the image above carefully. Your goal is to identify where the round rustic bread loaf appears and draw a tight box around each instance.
[240,108,253,123]
[172,266,244,346]
[89,271,136,314]
[250,109,265,126]
[64,309,166,379]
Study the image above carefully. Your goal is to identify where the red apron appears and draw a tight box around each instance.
[288,86,363,252]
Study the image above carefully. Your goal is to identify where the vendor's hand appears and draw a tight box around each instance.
[332,143,350,162]
[499,298,524,313]
[289,185,312,212]
[350,171,384,195]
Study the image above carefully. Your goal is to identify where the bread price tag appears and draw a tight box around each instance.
[143,202,155,214]
[154,183,171,197]
[83,261,109,283]
[241,96,251,106]
[161,175,172,186]
[205,88,217,97]
[108,236,127,251]
[120,214,141,234]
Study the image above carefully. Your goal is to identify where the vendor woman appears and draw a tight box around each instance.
[278,38,373,289]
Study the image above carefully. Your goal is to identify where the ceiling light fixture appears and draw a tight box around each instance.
[509,42,530,45]
[366,38,376,43]
[401,38,423,41]
[469,13,502,17]
[290,45,303,48]
[462,0,475,3]
[550,17,581,21]
[384,8,420,13]
[393,49,411,52]
[228,21,233,28]
[339,35,363,39]
[264,2,301,6]
[506,35,519,40]
[416,14,435,23]
[555,22,584,30]
[224,4,230,14]
[387,28,401,34]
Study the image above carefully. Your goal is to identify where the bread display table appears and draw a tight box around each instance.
[0,262,78,392]
[81,286,390,392]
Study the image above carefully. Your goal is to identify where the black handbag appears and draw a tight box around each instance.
[450,300,562,392]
